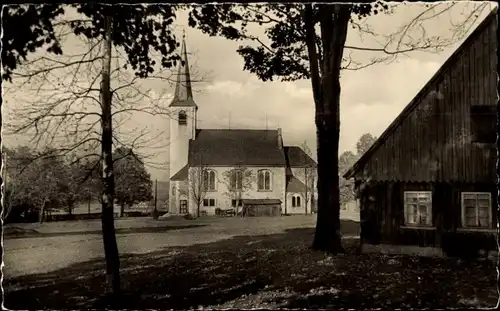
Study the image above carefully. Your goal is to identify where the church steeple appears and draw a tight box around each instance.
[169,32,197,108]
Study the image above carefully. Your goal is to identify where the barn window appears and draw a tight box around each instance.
[292,195,302,207]
[461,192,492,228]
[257,170,272,191]
[203,198,216,207]
[403,191,432,226]
[470,105,496,143]
[231,199,242,207]
[203,169,216,191]
[230,169,243,190]
[178,110,187,125]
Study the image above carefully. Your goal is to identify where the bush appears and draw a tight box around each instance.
[183,213,196,220]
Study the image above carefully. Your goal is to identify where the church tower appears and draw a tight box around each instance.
[169,34,197,182]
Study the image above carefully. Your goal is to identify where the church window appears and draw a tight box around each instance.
[203,169,216,191]
[292,195,302,207]
[230,169,243,190]
[257,170,272,191]
[178,110,187,125]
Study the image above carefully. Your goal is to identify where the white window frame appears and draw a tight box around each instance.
[403,191,433,227]
[292,194,302,207]
[230,169,243,190]
[203,198,216,207]
[257,170,272,191]
[203,169,217,192]
[461,192,492,229]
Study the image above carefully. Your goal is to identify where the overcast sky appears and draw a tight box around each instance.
[2,2,496,181]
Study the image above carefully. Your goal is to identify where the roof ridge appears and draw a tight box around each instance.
[343,10,497,179]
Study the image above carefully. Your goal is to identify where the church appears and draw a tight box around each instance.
[168,36,317,216]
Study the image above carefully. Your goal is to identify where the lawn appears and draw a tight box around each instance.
[3,216,497,309]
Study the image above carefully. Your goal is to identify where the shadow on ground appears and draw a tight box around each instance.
[3,220,496,309]
[3,225,206,239]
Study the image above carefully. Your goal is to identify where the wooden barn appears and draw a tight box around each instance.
[343,11,498,258]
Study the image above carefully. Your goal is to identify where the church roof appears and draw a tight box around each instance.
[169,35,197,108]
[171,164,188,181]
[286,176,307,193]
[284,146,316,168]
[188,129,287,166]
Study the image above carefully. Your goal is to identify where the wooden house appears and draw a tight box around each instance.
[343,12,498,258]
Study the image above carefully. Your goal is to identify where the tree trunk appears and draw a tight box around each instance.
[38,202,45,224]
[120,203,125,217]
[309,4,351,254]
[100,14,121,296]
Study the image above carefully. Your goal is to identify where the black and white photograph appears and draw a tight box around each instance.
[1,1,499,309]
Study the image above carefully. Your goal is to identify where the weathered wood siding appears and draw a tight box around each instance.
[355,14,497,183]
[360,182,498,253]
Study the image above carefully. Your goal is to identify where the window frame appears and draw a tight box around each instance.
[179,199,188,214]
[203,169,217,192]
[230,169,243,191]
[470,105,496,144]
[203,198,216,207]
[403,191,433,227]
[461,192,492,229]
[292,194,302,207]
[231,199,242,207]
[178,110,187,125]
[257,169,272,191]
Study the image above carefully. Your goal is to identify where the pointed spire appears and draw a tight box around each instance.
[169,31,196,108]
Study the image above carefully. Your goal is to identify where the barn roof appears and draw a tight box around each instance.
[188,129,287,166]
[343,10,497,180]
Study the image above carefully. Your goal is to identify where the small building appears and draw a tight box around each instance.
[343,11,497,258]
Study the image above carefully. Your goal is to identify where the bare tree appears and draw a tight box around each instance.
[300,141,316,214]
[186,2,492,253]
[222,164,254,215]
[2,6,212,296]
[189,165,209,217]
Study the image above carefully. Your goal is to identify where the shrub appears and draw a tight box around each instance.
[183,213,196,220]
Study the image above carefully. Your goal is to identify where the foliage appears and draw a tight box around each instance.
[113,147,153,214]
[187,3,387,82]
[2,4,182,81]
[2,146,77,221]
[356,133,377,156]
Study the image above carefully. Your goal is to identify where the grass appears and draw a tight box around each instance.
[3,219,496,309]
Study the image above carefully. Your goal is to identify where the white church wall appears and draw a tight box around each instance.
[285,192,313,215]
[168,107,196,181]
[187,166,287,216]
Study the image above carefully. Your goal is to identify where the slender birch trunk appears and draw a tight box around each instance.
[100,14,121,295]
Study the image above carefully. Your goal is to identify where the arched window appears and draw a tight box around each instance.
[292,194,301,207]
[178,110,187,125]
[230,169,243,190]
[257,170,272,191]
[203,169,216,191]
